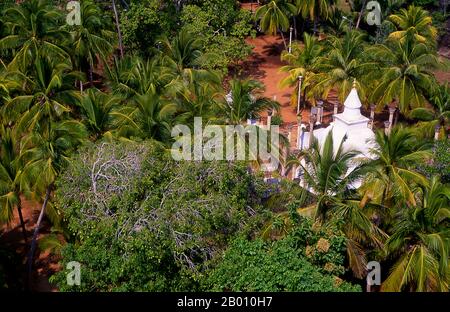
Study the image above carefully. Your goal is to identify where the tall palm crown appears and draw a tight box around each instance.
[160,30,220,88]
[409,82,450,139]
[313,31,373,104]
[0,0,69,71]
[21,120,87,195]
[0,125,30,238]
[160,29,205,70]
[256,0,296,49]
[280,32,323,107]
[382,177,449,292]
[388,5,438,47]
[114,87,178,143]
[296,131,368,220]
[361,126,431,211]
[4,58,81,133]
[367,40,440,114]
[106,56,174,100]
[77,88,120,140]
[294,0,335,21]
[69,0,115,84]
[220,78,279,125]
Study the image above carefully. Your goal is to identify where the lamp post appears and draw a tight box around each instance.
[289,27,293,53]
[368,104,376,130]
[388,107,396,133]
[309,107,317,148]
[370,104,376,120]
[296,76,303,115]
[333,102,339,120]
[287,125,293,146]
[296,114,302,149]
[317,100,323,124]
[267,108,273,130]
[384,121,391,136]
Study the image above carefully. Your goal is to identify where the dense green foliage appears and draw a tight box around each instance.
[0,0,447,292]
[206,235,360,292]
[50,141,272,291]
[206,214,361,291]
[121,0,255,73]
[418,139,450,183]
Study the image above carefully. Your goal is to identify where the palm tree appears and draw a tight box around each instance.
[68,0,115,86]
[114,87,178,143]
[106,55,181,100]
[111,0,124,58]
[409,82,449,139]
[294,0,336,34]
[388,5,438,48]
[0,0,69,71]
[292,131,367,220]
[4,58,81,133]
[382,177,449,292]
[159,29,221,88]
[0,65,23,106]
[367,40,440,114]
[279,32,323,108]
[77,88,120,140]
[0,125,30,243]
[290,131,386,278]
[312,31,374,104]
[361,126,431,213]
[255,0,296,49]
[175,79,223,125]
[220,78,279,125]
[22,120,87,279]
[160,29,205,70]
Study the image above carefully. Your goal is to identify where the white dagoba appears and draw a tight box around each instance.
[313,81,376,158]
[296,81,377,189]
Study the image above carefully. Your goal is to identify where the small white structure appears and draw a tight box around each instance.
[296,83,377,188]
[313,83,376,158]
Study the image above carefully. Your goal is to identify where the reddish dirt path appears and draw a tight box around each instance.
[0,198,60,291]
[244,35,299,124]
[240,35,336,147]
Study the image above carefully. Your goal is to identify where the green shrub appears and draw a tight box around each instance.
[417,139,450,183]
[50,140,270,291]
[121,0,177,56]
[205,233,361,292]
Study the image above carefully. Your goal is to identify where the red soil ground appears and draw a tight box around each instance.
[0,198,59,291]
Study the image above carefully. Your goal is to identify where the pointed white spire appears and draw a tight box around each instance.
[342,79,363,120]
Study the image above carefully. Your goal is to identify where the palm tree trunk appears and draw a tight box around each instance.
[356,0,368,29]
[279,30,288,50]
[27,185,52,286]
[112,0,124,58]
[313,18,318,35]
[17,197,27,244]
